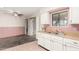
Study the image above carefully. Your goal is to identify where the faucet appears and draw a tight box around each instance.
[55,29,66,35]
[61,31,65,35]
[55,30,59,34]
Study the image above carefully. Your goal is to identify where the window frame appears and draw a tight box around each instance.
[52,10,68,26]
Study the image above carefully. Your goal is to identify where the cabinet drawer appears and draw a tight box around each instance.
[52,36,64,44]
[64,44,79,51]
[64,38,79,48]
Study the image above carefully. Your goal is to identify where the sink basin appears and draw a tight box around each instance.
[50,32,65,36]
[57,33,65,36]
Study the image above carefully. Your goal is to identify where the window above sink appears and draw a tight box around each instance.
[51,8,69,26]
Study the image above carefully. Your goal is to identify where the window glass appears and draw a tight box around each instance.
[52,14,59,26]
[59,12,68,26]
[52,11,68,26]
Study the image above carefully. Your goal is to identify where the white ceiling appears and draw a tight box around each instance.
[0,7,43,18]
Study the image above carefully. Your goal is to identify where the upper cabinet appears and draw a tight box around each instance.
[40,7,79,26]
[69,7,79,24]
[40,12,50,24]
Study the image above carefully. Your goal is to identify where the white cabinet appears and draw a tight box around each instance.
[52,41,63,51]
[38,37,45,47]
[66,46,79,51]
[37,32,52,50]
[69,7,79,24]
[63,38,79,51]
[44,38,51,50]
[37,32,64,51]
[40,12,50,24]
[63,44,79,51]
[36,32,79,51]
[51,37,63,51]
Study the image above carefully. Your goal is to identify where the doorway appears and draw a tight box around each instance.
[25,19,28,35]
[33,17,36,37]
[27,17,36,37]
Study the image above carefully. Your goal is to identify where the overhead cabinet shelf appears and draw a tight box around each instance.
[40,12,50,24]
[69,7,79,24]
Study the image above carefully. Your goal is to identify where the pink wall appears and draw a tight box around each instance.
[0,27,25,38]
[0,12,25,38]
[71,24,79,31]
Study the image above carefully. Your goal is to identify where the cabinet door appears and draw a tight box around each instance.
[50,40,54,51]
[41,12,50,24]
[38,37,45,47]
[51,36,64,51]
[69,7,79,24]
[63,43,79,51]
[38,37,51,50]
[65,45,79,51]
[44,38,51,50]
[53,42,63,51]
[63,38,79,51]
[50,40,63,51]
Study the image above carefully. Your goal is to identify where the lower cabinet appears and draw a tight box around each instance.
[50,39,63,51]
[38,37,45,47]
[66,46,79,51]
[38,37,51,50]
[38,37,63,51]
[53,42,63,51]
[37,32,79,51]
[44,38,51,50]
[63,44,79,51]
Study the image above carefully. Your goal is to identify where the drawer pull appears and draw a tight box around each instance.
[73,42,78,44]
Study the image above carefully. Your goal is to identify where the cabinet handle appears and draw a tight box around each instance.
[73,42,78,44]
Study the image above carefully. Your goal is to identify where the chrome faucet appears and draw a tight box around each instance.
[55,29,65,35]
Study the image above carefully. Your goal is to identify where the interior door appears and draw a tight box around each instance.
[28,19,33,36]
[28,17,36,36]
[26,19,28,35]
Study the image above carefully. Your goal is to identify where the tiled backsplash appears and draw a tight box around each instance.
[45,24,79,32]
[45,24,79,37]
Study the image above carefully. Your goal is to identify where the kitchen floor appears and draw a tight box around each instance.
[0,35,46,51]
[0,35,36,50]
